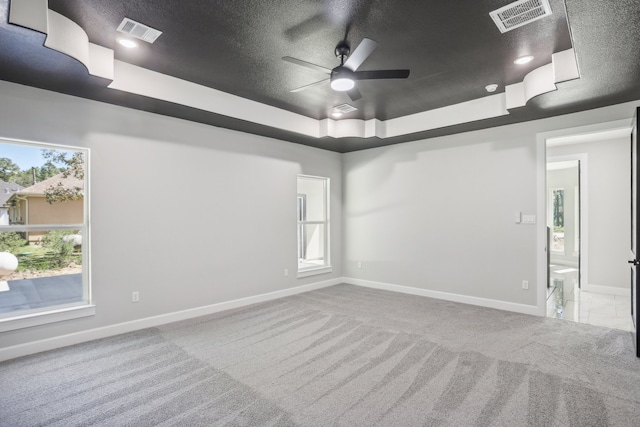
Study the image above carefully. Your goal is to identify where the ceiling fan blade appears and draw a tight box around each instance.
[282,57,332,74]
[284,13,327,41]
[343,20,352,42]
[347,87,362,102]
[290,78,329,93]
[354,69,410,80]
[343,38,378,71]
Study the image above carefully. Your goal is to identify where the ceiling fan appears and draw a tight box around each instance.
[283,38,410,102]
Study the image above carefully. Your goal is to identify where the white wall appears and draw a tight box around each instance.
[343,103,638,311]
[343,125,539,307]
[0,78,637,354]
[0,80,342,350]
[548,137,630,291]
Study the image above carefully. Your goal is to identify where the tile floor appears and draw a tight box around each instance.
[547,264,633,331]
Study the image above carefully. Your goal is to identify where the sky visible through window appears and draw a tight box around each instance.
[1,143,75,169]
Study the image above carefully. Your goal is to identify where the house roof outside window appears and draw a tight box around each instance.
[0,180,23,207]
[11,172,84,198]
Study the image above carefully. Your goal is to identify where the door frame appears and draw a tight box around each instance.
[536,119,632,316]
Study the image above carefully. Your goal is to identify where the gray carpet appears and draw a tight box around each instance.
[1,284,639,426]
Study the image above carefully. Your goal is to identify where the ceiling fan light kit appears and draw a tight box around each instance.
[330,68,355,91]
[330,78,355,91]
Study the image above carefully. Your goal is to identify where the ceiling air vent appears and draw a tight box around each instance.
[489,0,552,33]
[117,18,162,43]
[333,103,358,114]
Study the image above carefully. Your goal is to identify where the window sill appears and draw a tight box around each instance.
[0,304,95,332]
[297,266,333,278]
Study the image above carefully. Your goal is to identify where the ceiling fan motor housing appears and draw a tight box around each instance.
[335,41,351,59]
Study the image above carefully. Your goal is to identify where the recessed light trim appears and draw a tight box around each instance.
[485,84,499,93]
[117,38,138,48]
[514,55,534,65]
[332,112,343,118]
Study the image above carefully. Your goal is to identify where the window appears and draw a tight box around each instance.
[550,188,565,253]
[0,138,92,331]
[574,185,579,255]
[297,175,331,277]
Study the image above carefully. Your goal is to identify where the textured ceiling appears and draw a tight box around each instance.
[1,0,639,152]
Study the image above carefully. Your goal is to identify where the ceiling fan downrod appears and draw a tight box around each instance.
[334,41,350,65]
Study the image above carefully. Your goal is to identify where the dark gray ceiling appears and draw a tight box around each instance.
[1,0,639,152]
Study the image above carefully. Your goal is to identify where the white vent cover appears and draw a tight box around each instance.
[333,103,358,113]
[117,18,162,43]
[489,0,552,33]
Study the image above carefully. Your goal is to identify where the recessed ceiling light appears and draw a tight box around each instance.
[485,84,499,93]
[514,55,534,65]
[332,112,343,118]
[117,38,138,48]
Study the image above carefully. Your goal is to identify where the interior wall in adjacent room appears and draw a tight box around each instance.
[547,166,579,267]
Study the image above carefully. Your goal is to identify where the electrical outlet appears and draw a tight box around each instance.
[357,261,362,269]
[132,291,140,302]
[284,268,289,277]
[522,280,529,290]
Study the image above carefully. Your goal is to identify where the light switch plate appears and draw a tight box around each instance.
[522,215,536,224]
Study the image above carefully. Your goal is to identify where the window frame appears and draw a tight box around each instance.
[0,137,93,332]
[296,174,332,278]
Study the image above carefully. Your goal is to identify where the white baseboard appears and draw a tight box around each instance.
[583,284,630,297]
[0,278,341,362]
[0,277,545,362]
[343,278,540,316]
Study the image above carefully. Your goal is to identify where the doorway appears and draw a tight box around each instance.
[541,123,633,330]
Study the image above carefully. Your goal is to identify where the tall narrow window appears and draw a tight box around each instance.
[297,175,331,277]
[574,185,579,255]
[0,138,92,331]
[551,188,565,253]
